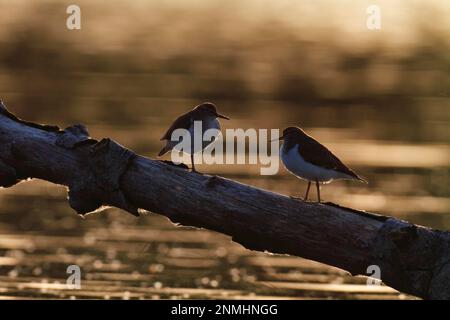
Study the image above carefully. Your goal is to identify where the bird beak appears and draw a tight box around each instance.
[271,135,284,142]
[216,113,230,120]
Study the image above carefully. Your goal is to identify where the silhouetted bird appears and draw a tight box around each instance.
[279,126,366,202]
[158,102,229,173]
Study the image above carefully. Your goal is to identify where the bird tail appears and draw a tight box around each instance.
[158,145,171,157]
[345,168,368,184]
[356,175,368,184]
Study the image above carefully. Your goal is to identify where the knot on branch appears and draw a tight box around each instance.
[68,138,139,217]
[372,219,417,261]
[0,160,19,187]
[371,218,430,295]
[56,124,94,148]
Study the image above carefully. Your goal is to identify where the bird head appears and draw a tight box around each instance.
[279,126,304,140]
[194,102,230,120]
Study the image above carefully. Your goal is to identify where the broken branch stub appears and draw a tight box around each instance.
[68,138,139,216]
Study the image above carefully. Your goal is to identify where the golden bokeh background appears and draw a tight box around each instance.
[0,0,448,299]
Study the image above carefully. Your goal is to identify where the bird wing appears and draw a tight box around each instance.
[160,112,193,141]
[299,135,361,180]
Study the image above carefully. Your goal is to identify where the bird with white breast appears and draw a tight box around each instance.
[279,126,366,203]
[158,102,230,173]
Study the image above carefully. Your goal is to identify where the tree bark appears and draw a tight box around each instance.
[0,100,449,299]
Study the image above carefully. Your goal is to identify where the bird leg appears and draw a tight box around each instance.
[190,153,197,173]
[304,181,311,201]
[316,179,321,203]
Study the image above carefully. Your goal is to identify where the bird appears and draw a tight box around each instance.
[279,126,366,203]
[158,102,230,173]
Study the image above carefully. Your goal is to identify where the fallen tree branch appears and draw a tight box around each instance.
[0,100,449,299]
